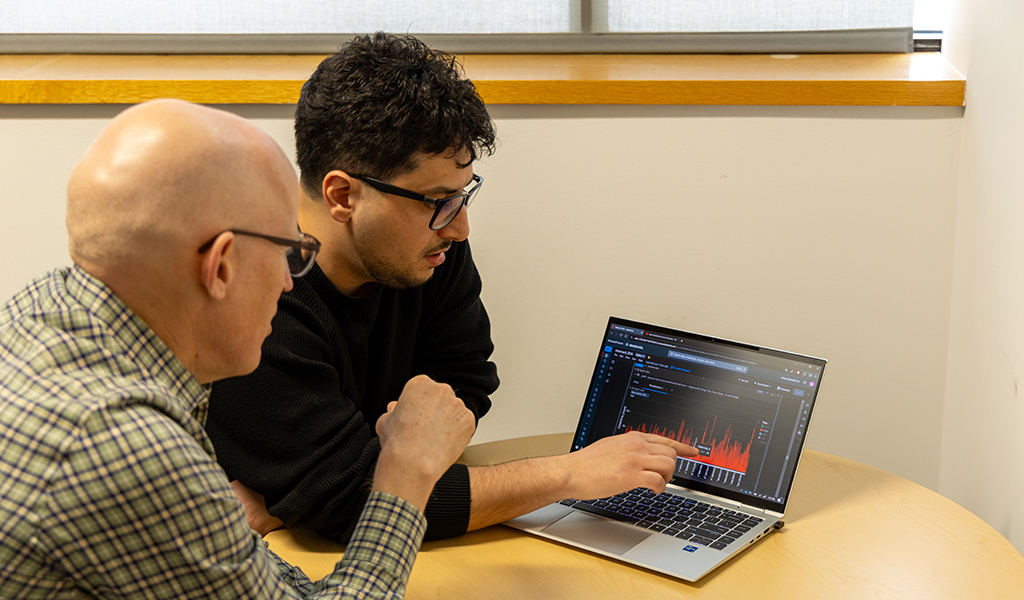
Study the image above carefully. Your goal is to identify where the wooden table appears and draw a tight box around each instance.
[266,433,1024,599]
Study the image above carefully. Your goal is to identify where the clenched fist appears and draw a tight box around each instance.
[372,375,477,511]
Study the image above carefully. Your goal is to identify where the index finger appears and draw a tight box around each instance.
[639,433,700,457]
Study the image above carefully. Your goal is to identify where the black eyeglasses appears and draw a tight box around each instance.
[198,229,321,277]
[351,173,483,231]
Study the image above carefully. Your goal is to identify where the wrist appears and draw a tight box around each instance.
[372,448,442,512]
[557,453,584,499]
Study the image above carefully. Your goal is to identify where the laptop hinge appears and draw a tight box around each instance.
[732,501,783,520]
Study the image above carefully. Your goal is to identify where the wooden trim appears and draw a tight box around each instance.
[0,52,964,106]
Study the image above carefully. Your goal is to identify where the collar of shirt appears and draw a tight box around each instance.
[63,265,211,432]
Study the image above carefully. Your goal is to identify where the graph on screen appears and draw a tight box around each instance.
[614,367,777,490]
[625,416,755,472]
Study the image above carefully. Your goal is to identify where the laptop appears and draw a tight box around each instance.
[505,316,826,582]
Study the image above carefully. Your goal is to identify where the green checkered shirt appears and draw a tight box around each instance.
[0,267,427,599]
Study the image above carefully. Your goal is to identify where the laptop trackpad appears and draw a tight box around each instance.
[542,512,651,556]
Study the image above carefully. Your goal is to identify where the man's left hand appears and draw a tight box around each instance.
[231,479,285,537]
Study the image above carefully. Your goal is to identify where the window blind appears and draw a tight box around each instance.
[0,0,917,53]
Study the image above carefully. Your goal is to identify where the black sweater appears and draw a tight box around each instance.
[206,240,499,542]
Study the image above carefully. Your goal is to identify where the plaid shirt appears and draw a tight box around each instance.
[0,267,427,599]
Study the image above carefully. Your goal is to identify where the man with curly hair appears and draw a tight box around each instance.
[206,33,695,544]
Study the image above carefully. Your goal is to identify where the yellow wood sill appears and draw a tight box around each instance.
[0,52,964,106]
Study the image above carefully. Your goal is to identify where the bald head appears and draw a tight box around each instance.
[67,99,295,272]
[64,100,300,382]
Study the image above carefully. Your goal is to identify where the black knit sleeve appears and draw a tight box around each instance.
[205,290,377,544]
[414,240,500,540]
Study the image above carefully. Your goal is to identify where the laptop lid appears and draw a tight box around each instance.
[571,317,826,517]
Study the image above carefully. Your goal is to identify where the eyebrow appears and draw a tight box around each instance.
[427,187,461,198]
[415,179,469,199]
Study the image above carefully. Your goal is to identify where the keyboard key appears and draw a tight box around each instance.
[710,541,729,550]
[573,502,640,524]
[695,528,724,540]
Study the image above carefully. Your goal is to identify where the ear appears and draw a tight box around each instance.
[323,170,357,224]
[199,231,235,301]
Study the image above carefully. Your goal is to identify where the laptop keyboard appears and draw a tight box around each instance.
[559,488,764,550]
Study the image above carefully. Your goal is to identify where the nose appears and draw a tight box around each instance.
[283,265,294,292]
[438,204,470,242]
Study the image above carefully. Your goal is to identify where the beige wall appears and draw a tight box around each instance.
[0,104,298,299]
[940,0,1024,552]
[474,104,962,500]
[0,102,962,498]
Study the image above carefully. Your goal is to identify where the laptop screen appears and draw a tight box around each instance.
[571,317,826,515]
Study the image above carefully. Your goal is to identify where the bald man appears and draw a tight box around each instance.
[0,99,475,599]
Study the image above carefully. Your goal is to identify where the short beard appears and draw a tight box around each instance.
[353,237,442,290]
[364,258,433,289]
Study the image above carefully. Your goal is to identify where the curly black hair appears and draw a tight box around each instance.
[295,32,497,197]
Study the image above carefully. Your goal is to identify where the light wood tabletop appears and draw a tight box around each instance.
[266,433,1024,599]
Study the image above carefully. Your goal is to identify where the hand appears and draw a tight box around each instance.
[372,375,476,510]
[230,479,284,537]
[565,432,699,500]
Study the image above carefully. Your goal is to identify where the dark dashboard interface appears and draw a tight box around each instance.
[572,317,826,514]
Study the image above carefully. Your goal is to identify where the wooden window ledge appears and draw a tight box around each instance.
[0,52,964,106]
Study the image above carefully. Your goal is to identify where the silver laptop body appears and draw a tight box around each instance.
[505,317,826,582]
